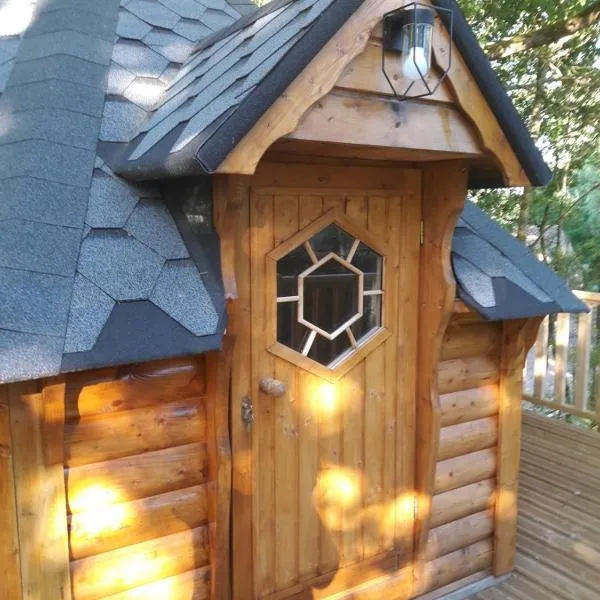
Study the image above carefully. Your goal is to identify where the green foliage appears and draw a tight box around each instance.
[458,0,600,286]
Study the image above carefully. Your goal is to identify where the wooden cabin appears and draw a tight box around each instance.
[0,0,589,599]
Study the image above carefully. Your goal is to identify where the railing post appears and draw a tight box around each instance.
[555,313,570,407]
[575,311,592,412]
[534,316,549,401]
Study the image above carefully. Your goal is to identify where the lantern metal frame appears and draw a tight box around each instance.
[381,2,454,101]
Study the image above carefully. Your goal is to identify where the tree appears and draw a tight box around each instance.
[459,0,600,287]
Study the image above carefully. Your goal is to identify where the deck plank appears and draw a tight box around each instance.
[468,411,600,600]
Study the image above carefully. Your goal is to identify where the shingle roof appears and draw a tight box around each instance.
[0,0,243,383]
[0,0,583,384]
[112,0,362,179]
[113,0,551,188]
[453,202,588,320]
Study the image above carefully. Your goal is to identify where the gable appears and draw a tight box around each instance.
[115,0,550,190]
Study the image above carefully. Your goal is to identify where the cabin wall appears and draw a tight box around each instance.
[0,354,229,600]
[422,311,502,594]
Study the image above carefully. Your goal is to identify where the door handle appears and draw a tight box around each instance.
[259,377,286,398]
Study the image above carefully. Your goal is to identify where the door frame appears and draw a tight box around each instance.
[221,160,468,600]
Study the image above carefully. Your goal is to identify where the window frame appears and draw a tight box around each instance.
[267,208,391,382]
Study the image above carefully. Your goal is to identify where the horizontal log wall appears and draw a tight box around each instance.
[63,357,213,600]
[421,312,502,595]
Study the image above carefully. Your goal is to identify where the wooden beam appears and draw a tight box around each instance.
[287,90,484,157]
[10,381,72,600]
[0,385,22,600]
[226,176,254,600]
[205,340,234,600]
[494,317,541,576]
[414,162,468,579]
[432,18,530,187]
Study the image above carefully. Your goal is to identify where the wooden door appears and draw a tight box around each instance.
[248,166,422,599]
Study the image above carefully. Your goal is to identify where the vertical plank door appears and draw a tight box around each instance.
[247,164,422,599]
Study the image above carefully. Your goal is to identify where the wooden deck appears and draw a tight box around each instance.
[469,410,600,600]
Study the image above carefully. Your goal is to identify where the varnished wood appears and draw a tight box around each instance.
[217,0,529,189]
[494,319,538,577]
[100,567,210,600]
[206,341,234,600]
[424,510,494,561]
[337,39,454,103]
[71,526,209,599]
[432,19,529,186]
[414,163,468,570]
[287,90,484,158]
[64,398,206,467]
[69,485,209,560]
[248,166,420,598]
[437,417,498,461]
[441,322,501,362]
[65,357,204,421]
[217,0,406,175]
[434,449,497,494]
[419,539,493,595]
[66,443,209,508]
[438,356,500,395]
[10,382,72,600]
[430,479,495,529]
[0,385,21,600]
[439,387,499,428]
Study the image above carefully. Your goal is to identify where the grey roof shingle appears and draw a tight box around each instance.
[121,0,335,171]
[150,258,219,335]
[78,230,165,301]
[0,219,81,276]
[0,268,72,336]
[452,202,588,320]
[125,198,190,259]
[64,274,115,353]
[85,170,140,228]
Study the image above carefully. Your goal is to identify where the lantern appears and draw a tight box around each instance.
[382,2,453,100]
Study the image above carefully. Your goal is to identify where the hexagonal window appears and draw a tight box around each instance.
[276,222,384,369]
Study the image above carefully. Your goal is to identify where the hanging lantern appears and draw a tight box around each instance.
[382,2,453,100]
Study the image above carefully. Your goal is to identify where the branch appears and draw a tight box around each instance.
[485,0,600,60]
[528,181,600,249]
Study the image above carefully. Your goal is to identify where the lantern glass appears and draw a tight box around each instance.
[401,19,433,81]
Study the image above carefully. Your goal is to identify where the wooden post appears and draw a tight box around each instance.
[215,175,254,600]
[0,385,22,600]
[533,316,549,401]
[414,162,468,588]
[494,317,542,576]
[554,313,570,406]
[575,312,592,412]
[205,340,234,600]
[10,380,72,600]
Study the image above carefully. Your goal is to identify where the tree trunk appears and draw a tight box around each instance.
[516,53,548,242]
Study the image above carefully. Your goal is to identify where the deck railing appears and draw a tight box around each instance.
[524,291,600,421]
